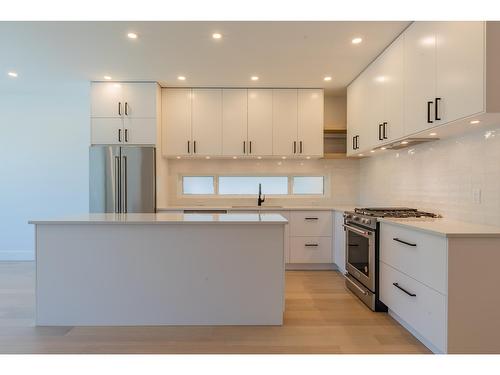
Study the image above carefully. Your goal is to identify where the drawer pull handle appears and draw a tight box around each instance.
[304,217,319,220]
[305,243,319,247]
[393,238,417,247]
[393,282,416,297]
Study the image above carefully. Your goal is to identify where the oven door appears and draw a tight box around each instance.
[344,223,375,292]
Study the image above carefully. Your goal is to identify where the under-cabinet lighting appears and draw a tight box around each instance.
[306,156,311,159]
[232,156,237,159]
[7,71,18,78]
[351,37,363,44]
[358,154,364,157]
[205,156,211,159]
[212,33,222,40]
[127,32,138,39]
[103,75,112,80]
[257,156,262,159]
[251,76,259,81]
[470,120,480,124]
[176,156,181,159]
[281,156,287,159]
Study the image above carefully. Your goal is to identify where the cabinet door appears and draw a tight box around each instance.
[347,79,361,156]
[91,82,123,118]
[435,22,485,124]
[298,89,324,157]
[363,59,385,149]
[248,89,273,156]
[123,118,157,145]
[381,34,405,142]
[163,88,192,156]
[192,89,223,156]
[404,22,437,135]
[91,118,123,145]
[273,89,298,156]
[222,89,248,156]
[122,83,158,118]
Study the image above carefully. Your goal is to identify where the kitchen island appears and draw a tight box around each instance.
[30,213,287,326]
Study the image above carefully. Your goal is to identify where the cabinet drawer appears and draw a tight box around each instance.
[380,261,447,353]
[380,222,447,294]
[290,237,332,263]
[290,211,332,236]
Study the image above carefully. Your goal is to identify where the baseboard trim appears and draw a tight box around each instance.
[388,309,444,354]
[0,251,34,261]
[286,263,338,271]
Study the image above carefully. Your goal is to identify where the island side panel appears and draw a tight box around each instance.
[447,237,500,353]
[35,223,284,326]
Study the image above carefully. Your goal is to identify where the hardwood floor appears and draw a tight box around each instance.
[0,262,430,354]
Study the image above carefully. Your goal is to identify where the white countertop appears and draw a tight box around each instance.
[380,217,500,238]
[29,213,288,225]
[157,205,356,212]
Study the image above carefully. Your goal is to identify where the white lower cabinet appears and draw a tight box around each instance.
[290,237,332,263]
[380,261,447,353]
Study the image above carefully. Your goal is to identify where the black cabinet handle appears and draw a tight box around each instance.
[299,141,303,154]
[378,124,383,141]
[383,122,388,139]
[305,243,319,247]
[293,141,296,154]
[356,135,359,150]
[352,136,356,150]
[118,102,122,116]
[243,141,246,154]
[249,141,252,154]
[427,101,434,124]
[193,141,197,154]
[393,238,417,247]
[393,282,416,297]
[435,97,441,121]
[124,129,128,142]
[118,128,122,142]
[187,141,190,153]
[304,217,319,220]
[124,102,128,116]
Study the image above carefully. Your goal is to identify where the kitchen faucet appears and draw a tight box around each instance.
[257,183,265,206]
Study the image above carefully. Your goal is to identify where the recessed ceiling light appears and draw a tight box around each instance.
[324,76,332,81]
[380,147,387,150]
[127,32,138,39]
[251,76,259,81]
[429,132,437,136]
[352,37,363,44]
[7,71,18,78]
[470,120,480,124]
[212,33,222,40]
[177,76,186,81]
[370,150,375,153]
[401,141,409,145]
[103,75,112,80]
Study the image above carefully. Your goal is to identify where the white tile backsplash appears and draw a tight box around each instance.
[359,126,500,223]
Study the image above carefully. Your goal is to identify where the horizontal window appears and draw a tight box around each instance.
[182,176,215,195]
[219,176,288,195]
[292,176,324,195]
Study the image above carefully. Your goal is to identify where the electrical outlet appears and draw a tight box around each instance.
[472,187,482,204]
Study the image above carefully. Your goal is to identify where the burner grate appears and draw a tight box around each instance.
[354,207,439,218]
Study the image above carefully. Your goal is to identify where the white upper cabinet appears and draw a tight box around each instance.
[347,21,493,157]
[121,83,158,118]
[91,82,158,145]
[298,89,324,157]
[222,89,248,156]
[404,22,437,136]
[192,89,223,156]
[273,89,298,155]
[435,22,485,124]
[248,89,273,156]
[163,88,192,156]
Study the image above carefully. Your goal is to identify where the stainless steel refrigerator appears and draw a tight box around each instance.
[89,146,156,213]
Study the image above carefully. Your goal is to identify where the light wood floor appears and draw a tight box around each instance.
[0,262,429,354]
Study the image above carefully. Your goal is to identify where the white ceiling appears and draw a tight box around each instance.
[0,21,410,95]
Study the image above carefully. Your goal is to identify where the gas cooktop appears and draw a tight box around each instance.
[353,207,440,218]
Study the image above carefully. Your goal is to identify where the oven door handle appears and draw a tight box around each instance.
[343,224,373,237]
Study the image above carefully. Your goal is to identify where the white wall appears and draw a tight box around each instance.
[0,82,90,260]
[162,158,360,207]
[359,125,500,224]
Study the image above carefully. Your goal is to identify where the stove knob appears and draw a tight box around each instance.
[364,219,371,225]
[353,216,360,221]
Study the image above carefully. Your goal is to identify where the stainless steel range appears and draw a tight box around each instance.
[343,207,439,311]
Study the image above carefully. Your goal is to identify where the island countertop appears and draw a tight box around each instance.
[29,212,288,225]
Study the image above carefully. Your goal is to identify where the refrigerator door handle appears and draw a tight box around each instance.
[114,155,121,213]
[122,155,128,213]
